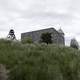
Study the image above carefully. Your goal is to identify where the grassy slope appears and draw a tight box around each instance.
[0,39,80,80]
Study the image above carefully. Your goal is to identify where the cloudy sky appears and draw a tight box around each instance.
[0,0,80,45]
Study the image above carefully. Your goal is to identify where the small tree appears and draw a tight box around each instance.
[70,38,79,49]
[40,32,52,44]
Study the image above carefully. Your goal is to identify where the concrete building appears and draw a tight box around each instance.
[21,27,65,45]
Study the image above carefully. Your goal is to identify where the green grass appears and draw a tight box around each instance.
[0,39,80,80]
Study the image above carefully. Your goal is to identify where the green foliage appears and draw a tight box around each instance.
[21,37,33,44]
[0,39,80,80]
[40,32,52,44]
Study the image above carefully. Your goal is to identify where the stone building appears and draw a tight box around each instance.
[21,27,65,45]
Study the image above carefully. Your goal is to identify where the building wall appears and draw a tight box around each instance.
[21,28,65,45]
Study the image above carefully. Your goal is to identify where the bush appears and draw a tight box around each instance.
[21,37,33,44]
[70,38,79,49]
[0,40,80,80]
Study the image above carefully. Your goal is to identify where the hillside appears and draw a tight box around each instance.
[0,39,80,80]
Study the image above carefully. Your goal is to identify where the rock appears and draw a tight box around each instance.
[0,64,7,80]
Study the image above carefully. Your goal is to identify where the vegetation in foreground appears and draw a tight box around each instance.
[0,39,80,80]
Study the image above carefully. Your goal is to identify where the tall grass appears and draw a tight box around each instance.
[0,39,80,80]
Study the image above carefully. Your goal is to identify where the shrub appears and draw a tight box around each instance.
[70,38,79,49]
[0,40,80,80]
[21,37,33,44]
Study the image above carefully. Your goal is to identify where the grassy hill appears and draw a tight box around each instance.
[0,39,80,80]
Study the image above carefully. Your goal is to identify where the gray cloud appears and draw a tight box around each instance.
[0,0,80,45]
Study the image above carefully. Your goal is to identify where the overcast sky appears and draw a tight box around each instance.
[0,0,80,45]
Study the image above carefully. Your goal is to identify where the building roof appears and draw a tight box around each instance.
[22,27,58,34]
[58,28,64,34]
[21,27,64,37]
